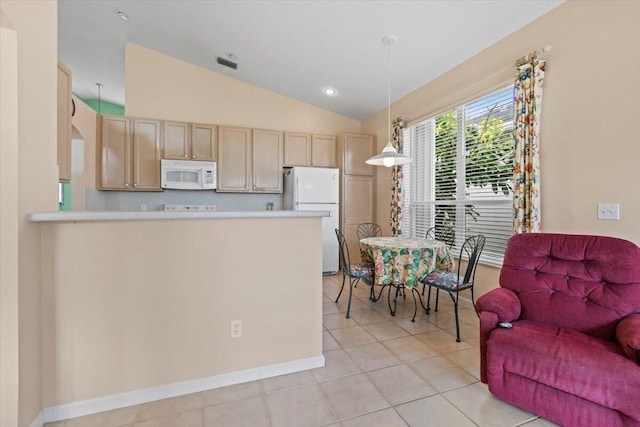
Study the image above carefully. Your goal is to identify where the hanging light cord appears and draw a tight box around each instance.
[96,82,103,114]
[387,38,391,144]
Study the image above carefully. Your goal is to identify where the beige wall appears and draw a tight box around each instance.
[362,0,640,298]
[41,217,323,406]
[1,1,59,426]
[125,43,361,135]
[1,16,20,427]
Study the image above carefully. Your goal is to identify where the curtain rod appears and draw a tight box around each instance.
[401,45,552,124]
[516,45,552,66]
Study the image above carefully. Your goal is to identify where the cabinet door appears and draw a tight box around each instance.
[132,119,161,190]
[217,126,252,192]
[283,132,310,166]
[342,175,374,259]
[311,134,336,167]
[191,124,217,161]
[163,121,190,160]
[253,129,283,193]
[57,61,72,182]
[100,115,131,189]
[343,133,374,176]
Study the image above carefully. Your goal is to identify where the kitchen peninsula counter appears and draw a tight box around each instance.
[29,209,328,222]
[36,210,324,417]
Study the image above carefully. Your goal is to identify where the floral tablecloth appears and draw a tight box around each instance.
[360,237,454,289]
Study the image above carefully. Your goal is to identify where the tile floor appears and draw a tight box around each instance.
[45,276,560,427]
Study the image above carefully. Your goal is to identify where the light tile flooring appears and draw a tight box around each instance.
[45,276,560,427]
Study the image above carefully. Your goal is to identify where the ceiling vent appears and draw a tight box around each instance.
[216,56,238,70]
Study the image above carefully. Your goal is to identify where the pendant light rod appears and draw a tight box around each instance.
[366,35,411,167]
[383,35,395,145]
[96,82,103,114]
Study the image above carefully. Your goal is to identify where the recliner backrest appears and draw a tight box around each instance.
[500,233,640,340]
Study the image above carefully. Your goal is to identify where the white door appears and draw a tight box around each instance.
[294,167,339,204]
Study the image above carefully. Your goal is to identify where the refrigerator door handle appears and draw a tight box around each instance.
[295,176,300,208]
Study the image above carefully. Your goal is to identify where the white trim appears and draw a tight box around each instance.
[28,411,44,427]
[43,355,324,423]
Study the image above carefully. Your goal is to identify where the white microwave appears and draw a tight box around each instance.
[160,159,217,190]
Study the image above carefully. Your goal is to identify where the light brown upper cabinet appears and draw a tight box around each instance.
[162,121,217,161]
[217,127,283,193]
[341,132,375,176]
[311,134,337,167]
[283,132,311,167]
[217,126,252,192]
[57,61,72,182]
[191,123,217,161]
[284,132,336,168]
[98,115,162,191]
[252,129,283,192]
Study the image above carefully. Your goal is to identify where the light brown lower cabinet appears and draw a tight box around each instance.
[98,115,162,191]
[342,175,375,258]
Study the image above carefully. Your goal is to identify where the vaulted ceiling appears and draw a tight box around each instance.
[58,1,563,121]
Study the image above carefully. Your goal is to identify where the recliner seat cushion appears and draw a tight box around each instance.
[487,320,640,421]
[487,320,640,420]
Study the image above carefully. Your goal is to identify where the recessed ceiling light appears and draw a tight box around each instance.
[114,10,129,21]
[323,87,337,96]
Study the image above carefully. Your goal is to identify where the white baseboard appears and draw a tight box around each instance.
[43,355,324,424]
[29,411,44,427]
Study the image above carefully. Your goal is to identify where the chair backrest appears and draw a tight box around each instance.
[356,223,382,240]
[425,226,455,249]
[335,228,352,271]
[457,234,485,286]
[500,233,640,341]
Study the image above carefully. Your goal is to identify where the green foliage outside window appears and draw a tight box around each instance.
[433,107,513,236]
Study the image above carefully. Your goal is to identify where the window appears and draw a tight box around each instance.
[401,86,514,265]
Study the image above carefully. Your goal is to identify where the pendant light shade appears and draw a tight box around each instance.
[366,35,411,168]
[366,141,412,167]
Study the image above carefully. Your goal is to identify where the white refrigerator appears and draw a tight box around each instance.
[283,167,339,275]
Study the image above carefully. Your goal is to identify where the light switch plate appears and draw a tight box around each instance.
[598,203,620,220]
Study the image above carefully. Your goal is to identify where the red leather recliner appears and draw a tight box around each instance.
[476,233,640,427]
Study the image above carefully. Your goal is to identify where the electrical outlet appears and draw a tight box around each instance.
[598,203,620,220]
[231,320,242,338]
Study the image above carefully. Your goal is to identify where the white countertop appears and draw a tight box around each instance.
[28,210,329,222]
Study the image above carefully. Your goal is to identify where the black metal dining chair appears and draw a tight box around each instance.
[423,225,456,308]
[356,222,382,262]
[421,234,486,342]
[335,229,375,318]
[425,225,455,249]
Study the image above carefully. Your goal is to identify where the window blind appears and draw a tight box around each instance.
[401,86,514,265]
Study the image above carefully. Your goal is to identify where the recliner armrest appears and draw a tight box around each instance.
[475,288,521,322]
[616,313,640,364]
[476,288,522,384]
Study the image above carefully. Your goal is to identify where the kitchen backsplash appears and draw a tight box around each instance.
[85,189,282,212]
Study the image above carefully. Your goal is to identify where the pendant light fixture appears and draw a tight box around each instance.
[366,35,411,168]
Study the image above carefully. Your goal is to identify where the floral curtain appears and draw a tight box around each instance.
[390,117,405,236]
[513,58,545,233]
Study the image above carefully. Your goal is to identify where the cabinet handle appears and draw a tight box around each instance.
[134,183,138,188]
[125,183,129,187]
[184,155,188,158]
[192,155,195,159]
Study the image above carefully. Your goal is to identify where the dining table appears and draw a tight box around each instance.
[359,236,455,320]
